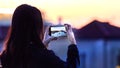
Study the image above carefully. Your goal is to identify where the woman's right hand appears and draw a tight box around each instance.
[64,24,76,45]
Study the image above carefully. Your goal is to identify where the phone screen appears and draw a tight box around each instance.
[50,26,67,37]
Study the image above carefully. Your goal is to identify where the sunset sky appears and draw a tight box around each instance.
[0,0,120,28]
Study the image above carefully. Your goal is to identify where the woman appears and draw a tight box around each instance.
[0,4,80,68]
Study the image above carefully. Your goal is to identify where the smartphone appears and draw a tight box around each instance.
[49,25,67,37]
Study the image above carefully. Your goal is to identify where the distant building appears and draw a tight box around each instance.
[0,20,10,41]
[74,20,120,39]
[73,20,120,68]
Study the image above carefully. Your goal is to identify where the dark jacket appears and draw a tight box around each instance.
[0,44,80,68]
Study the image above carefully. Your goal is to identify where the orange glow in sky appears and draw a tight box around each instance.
[0,0,120,28]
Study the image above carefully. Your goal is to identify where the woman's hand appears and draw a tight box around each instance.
[64,24,76,45]
[43,37,57,47]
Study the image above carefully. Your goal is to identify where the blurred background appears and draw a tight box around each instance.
[1,0,120,68]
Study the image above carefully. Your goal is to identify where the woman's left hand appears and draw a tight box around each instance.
[43,37,57,47]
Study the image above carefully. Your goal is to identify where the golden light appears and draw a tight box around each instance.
[0,8,14,14]
[0,0,120,28]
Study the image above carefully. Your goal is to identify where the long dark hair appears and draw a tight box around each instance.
[1,4,45,67]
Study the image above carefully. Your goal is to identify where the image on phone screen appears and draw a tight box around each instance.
[50,26,67,37]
